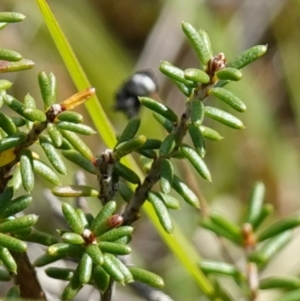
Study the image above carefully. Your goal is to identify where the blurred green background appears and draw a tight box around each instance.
[1,0,300,300]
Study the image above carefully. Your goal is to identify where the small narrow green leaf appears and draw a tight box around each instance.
[78,253,93,284]
[3,95,25,115]
[59,138,73,150]
[0,233,27,252]
[61,265,82,301]
[114,135,146,160]
[0,79,12,91]
[0,215,38,233]
[257,215,300,242]
[139,138,162,150]
[249,232,292,265]
[118,116,141,144]
[113,235,131,246]
[76,209,89,229]
[198,29,213,61]
[159,133,176,157]
[227,45,268,69]
[20,149,34,192]
[153,112,174,133]
[38,72,57,109]
[56,111,83,123]
[172,175,199,208]
[0,133,27,153]
[215,67,243,81]
[22,107,47,122]
[0,247,17,273]
[52,185,99,198]
[172,78,193,97]
[46,267,74,281]
[60,130,94,160]
[57,121,96,135]
[160,159,173,194]
[259,275,300,290]
[0,79,12,90]
[99,241,131,255]
[90,201,116,232]
[47,123,63,147]
[39,136,67,174]
[181,22,212,66]
[199,125,223,141]
[34,253,66,266]
[15,229,58,246]
[180,144,211,181]
[0,112,17,135]
[114,161,141,184]
[102,253,125,284]
[148,191,173,234]
[92,265,110,292]
[62,202,84,234]
[188,99,205,126]
[0,49,22,62]
[23,93,36,110]
[0,59,34,73]
[210,211,242,241]
[33,159,61,185]
[159,193,181,210]
[47,243,81,256]
[199,260,240,277]
[0,187,14,206]
[136,149,157,159]
[245,182,265,229]
[98,226,133,242]
[208,87,246,112]
[160,62,196,86]
[0,12,26,22]
[200,218,241,245]
[188,123,206,157]
[252,204,274,231]
[11,116,26,127]
[184,68,210,84]
[205,106,245,129]
[128,266,164,289]
[85,244,104,266]
[62,150,96,174]
[94,215,123,237]
[0,195,32,218]
[61,232,84,245]
[140,97,178,123]
[104,253,133,284]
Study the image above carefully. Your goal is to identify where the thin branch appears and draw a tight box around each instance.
[242,223,259,301]
[122,111,191,225]
[101,279,115,301]
[95,149,118,205]
[11,251,46,300]
[122,52,226,225]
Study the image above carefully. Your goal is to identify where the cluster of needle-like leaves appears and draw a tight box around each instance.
[2,7,300,301]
